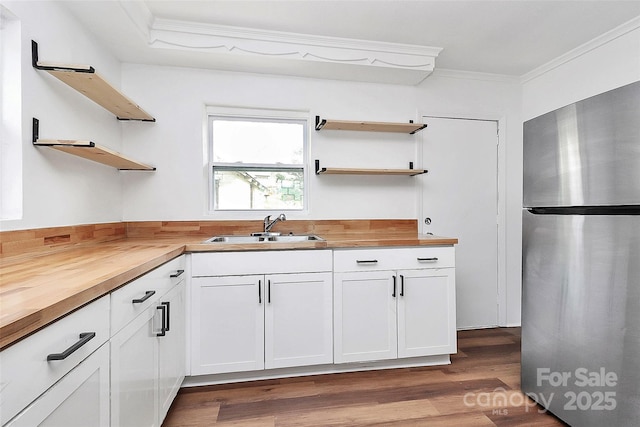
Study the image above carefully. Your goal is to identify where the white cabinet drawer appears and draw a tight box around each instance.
[191,250,332,276]
[333,247,455,272]
[5,344,110,427]
[111,256,185,335]
[0,295,110,426]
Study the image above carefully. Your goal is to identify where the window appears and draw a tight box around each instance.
[208,109,307,211]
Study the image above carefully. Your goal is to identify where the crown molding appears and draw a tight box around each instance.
[521,15,640,83]
[431,68,520,83]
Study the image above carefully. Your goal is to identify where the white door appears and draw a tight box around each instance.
[264,272,333,369]
[421,117,498,328]
[334,271,397,363]
[397,269,456,358]
[191,275,264,375]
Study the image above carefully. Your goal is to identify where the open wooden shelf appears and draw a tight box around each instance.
[32,41,155,121]
[315,116,426,134]
[315,160,427,176]
[32,119,155,171]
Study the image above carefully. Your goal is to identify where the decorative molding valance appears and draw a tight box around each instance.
[120,2,442,85]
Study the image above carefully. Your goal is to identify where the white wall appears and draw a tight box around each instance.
[0,1,124,231]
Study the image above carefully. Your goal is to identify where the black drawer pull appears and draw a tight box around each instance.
[356,260,378,264]
[400,275,405,296]
[132,290,155,304]
[417,257,439,262]
[392,276,397,298]
[258,279,262,304]
[170,269,185,278]
[47,332,95,361]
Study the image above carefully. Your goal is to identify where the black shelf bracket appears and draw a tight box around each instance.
[32,117,95,147]
[409,124,428,135]
[31,40,95,73]
[315,116,327,131]
[32,117,39,144]
[315,159,326,175]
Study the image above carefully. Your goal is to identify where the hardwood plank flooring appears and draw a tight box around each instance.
[163,328,567,426]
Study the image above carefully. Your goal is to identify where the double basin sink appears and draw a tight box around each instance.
[203,234,324,244]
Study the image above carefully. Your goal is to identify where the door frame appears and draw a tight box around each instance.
[416,111,508,327]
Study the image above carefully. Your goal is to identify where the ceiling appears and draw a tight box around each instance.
[63,0,640,80]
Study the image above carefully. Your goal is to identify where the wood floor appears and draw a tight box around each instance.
[163,328,567,426]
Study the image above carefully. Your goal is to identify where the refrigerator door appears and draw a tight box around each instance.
[521,210,640,426]
[523,81,640,208]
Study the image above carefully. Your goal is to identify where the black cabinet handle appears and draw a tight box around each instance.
[132,290,155,304]
[417,257,438,262]
[47,332,95,361]
[161,301,170,331]
[392,276,396,298]
[356,260,378,264]
[258,280,262,304]
[400,275,405,296]
[268,280,271,304]
[157,304,167,337]
[170,269,185,278]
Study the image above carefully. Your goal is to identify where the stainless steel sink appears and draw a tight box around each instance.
[203,234,324,243]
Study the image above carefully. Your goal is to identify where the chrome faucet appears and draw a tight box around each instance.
[264,213,286,233]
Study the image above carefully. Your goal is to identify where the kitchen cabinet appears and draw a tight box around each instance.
[191,274,264,374]
[110,256,186,427]
[333,247,456,363]
[0,296,110,426]
[190,250,333,375]
[314,115,427,176]
[264,272,333,369]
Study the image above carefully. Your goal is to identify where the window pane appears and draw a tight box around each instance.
[212,119,304,164]
[213,169,304,210]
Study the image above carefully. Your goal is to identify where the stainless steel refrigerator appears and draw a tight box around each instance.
[521,81,640,426]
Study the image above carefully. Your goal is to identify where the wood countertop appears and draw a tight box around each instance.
[0,231,457,350]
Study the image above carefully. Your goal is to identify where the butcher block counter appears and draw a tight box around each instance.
[0,220,457,350]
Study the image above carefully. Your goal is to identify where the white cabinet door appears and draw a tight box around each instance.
[191,275,264,375]
[397,269,457,358]
[334,271,397,363]
[110,304,159,427]
[265,272,333,369]
[157,281,186,423]
[5,344,110,427]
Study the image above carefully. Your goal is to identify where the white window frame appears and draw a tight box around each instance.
[205,106,310,216]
